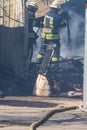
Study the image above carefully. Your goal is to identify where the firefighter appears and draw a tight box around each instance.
[26,0,38,66]
[37,0,69,67]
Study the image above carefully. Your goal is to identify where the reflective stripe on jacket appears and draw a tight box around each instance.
[51,57,58,62]
[41,32,60,40]
[42,15,60,40]
[37,54,43,58]
[44,15,54,29]
[28,33,35,38]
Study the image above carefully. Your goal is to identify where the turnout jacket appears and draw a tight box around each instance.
[42,8,67,40]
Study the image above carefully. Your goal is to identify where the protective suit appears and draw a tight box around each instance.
[37,0,69,65]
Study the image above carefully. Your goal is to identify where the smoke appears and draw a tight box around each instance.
[60,10,85,58]
[31,27,42,62]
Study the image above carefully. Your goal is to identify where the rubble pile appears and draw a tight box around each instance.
[0,57,83,97]
[47,58,83,97]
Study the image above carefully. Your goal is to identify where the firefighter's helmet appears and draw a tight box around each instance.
[26,1,38,12]
[50,0,61,9]
[50,0,69,9]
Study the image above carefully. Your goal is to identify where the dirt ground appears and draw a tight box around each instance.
[0,96,87,130]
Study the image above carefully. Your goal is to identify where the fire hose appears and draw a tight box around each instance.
[29,106,78,130]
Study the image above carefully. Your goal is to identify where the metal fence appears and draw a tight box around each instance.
[0,0,27,79]
[0,0,52,79]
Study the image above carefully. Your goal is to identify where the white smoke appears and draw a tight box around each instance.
[60,10,84,58]
[32,27,42,62]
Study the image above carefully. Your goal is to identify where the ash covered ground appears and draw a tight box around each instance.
[0,0,85,98]
[0,57,83,98]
